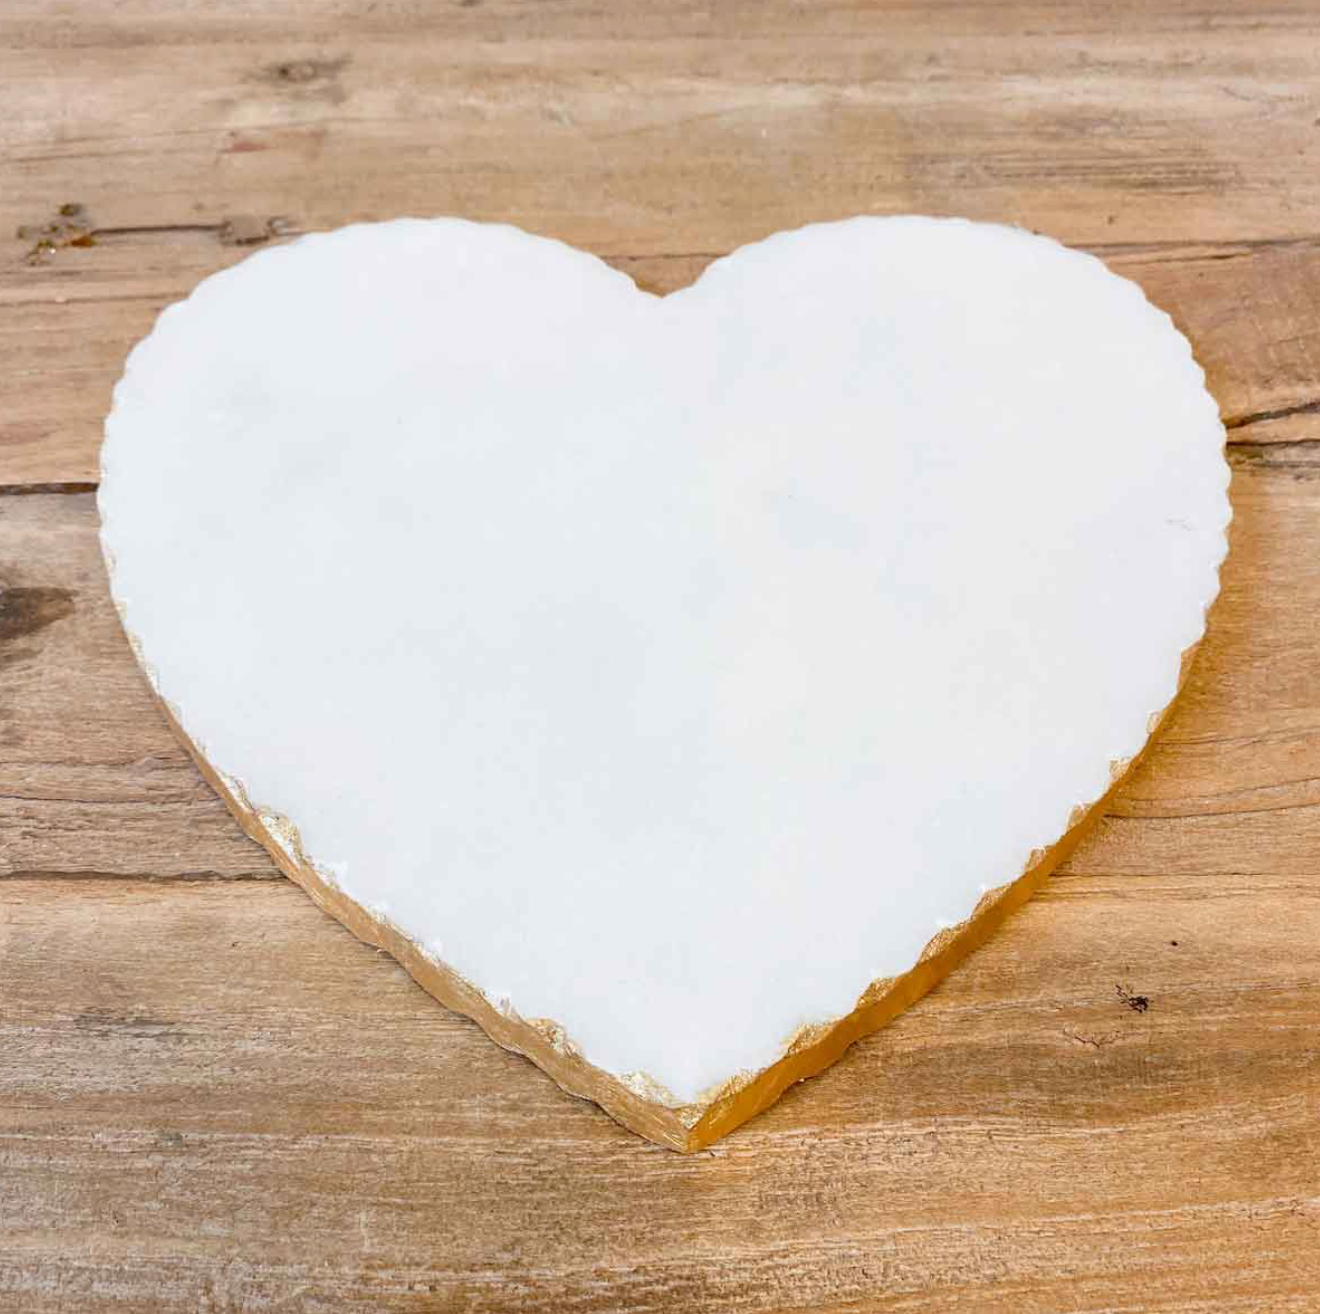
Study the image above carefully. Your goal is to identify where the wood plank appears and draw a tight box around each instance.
[6,0,1320,486]
[4,0,1320,253]
[2,857,1316,1312]
[4,234,1320,488]
[6,458,1320,882]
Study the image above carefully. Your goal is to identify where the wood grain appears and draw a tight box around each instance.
[3,869,1318,1313]
[5,0,1320,487]
[3,0,1320,1307]
[4,0,1320,255]
[3,461,1318,1306]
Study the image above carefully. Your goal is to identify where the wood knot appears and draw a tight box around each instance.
[259,55,349,93]
[276,60,321,83]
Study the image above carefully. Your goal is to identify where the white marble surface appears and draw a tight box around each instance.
[100,217,1230,1103]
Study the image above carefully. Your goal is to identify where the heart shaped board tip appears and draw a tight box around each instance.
[99,216,1230,1150]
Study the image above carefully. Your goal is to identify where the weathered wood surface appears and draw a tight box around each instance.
[5,235,1320,488]
[6,0,1320,486]
[3,1,1320,1309]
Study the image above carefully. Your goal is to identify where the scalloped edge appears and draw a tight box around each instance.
[98,217,1231,1150]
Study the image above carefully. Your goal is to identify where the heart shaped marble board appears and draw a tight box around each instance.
[100,217,1229,1150]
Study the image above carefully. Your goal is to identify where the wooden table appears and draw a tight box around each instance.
[3,3,1319,1309]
